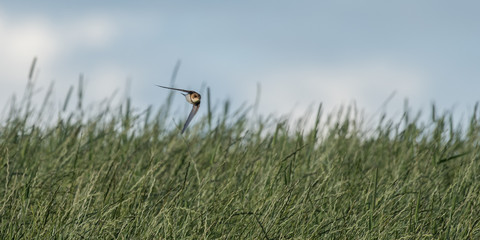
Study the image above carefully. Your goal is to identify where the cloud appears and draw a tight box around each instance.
[251,60,430,122]
[0,9,119,111]
[0,14,58,76]
[84,65,129,103]
[64,14,117,48]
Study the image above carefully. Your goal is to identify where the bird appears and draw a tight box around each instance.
[156,85,201,134]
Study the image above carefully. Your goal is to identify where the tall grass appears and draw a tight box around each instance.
[1,75,480,239]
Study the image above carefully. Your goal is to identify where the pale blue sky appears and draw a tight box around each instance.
[1,1,479,124]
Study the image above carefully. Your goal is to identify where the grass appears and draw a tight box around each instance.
[1,78,480,239]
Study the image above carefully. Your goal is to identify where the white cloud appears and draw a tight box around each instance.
[0,18,59,65]
[84,65,129,104]
[251,60,430,126]
[0,13,58,112]
[65,14,117,48]
[0,13,58,79]
[0,9,119,112]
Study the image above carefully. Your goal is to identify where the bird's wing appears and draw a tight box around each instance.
[156,85,192,93]
[181,103,200,134]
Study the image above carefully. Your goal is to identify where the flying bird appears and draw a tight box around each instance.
[157,85,201,134]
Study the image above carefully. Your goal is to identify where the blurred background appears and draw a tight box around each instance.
[1,1,480,124]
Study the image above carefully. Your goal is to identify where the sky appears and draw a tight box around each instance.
[1,1,480,126]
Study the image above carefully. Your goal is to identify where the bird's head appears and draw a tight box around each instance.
[190,92,201,104]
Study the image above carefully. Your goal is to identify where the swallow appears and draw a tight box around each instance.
[156,85,201,134]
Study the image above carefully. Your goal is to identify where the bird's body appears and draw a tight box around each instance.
[156,85,201,134]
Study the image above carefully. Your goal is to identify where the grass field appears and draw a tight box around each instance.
[1,80,480,239]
